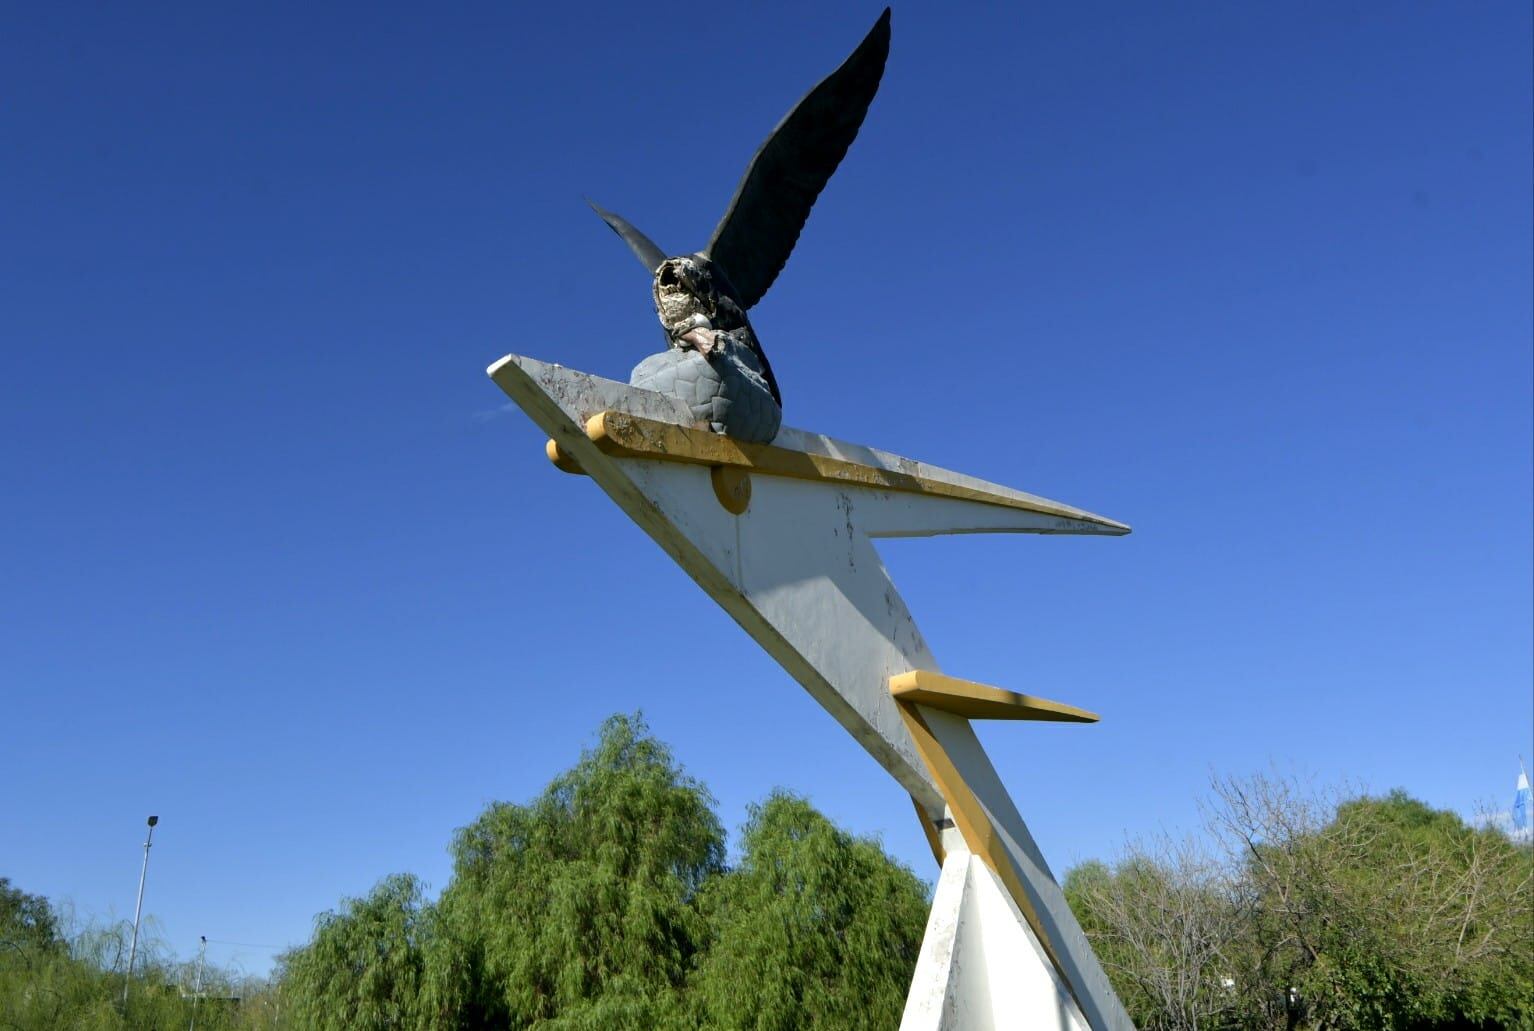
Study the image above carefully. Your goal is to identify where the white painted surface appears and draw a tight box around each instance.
[902,849,1091,1031]
[923,707,1132,1031]
[966,857,1092,1031]
[487,354,1133,1028]
[902,846,971,1030]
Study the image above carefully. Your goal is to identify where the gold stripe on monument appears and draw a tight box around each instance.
[889,670,1099,723]
[892,699,1087,1019]
[583,410,1129,531]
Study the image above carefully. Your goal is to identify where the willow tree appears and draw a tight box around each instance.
[688,792,930,1030]
[279,873,431,1030]
[277,715,935,1029]
[422,714,725,1029]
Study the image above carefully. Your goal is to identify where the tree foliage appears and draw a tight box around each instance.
[1068,775,1534,1030]
[423,713,724,1028]
[280,873,432,1030]
[1065,843,1245,1030]
[18,716,1525,1031]
[689,792,930,1029]
[276,713,929,1029]
[1,877,62,955]
[0,887,278,1031]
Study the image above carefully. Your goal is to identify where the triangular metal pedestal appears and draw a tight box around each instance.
[903,829,1090,1031]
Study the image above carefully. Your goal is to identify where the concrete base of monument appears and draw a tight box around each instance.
[488,352,1135,1030]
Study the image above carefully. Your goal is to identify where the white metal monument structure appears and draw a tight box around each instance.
[495,9,1135,1027]
[488,353,1133,1029]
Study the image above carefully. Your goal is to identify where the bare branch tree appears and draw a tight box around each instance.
[1068,773,1534,1030]
[1066,834,1245,1030]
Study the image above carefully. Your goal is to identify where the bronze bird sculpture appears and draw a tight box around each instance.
[590,8,891,442]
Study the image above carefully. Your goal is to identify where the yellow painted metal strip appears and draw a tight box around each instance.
[583,410,1129,532]
[889,670,1098,723]
[893,700,1084,1016]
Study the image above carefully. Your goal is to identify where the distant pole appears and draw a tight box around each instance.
[122,814,159,1007]
[189,934,206,1031]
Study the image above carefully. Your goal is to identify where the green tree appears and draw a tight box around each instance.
[272,714,934,1030]
[1218,783,1534,1029]
[0,887,252,1031]
[1070,774,1534,1030]
[688,792,930,1030]
[0,877,62,955]
[279,873,431,1030]
[424,713,725,1029]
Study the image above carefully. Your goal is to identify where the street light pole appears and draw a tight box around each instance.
[122,814,159,1007]
[189,934,206,1031]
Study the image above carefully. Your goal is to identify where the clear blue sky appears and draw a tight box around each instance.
[3,2,1529,978]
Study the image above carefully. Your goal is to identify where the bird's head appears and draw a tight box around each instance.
[653,256,720,335]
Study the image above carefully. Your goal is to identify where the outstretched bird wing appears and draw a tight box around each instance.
[589,199,668,273]
[705,8,891,310]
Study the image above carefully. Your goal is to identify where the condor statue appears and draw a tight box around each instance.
[589,9,891,443]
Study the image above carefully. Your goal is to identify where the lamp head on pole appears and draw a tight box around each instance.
[146,815,158,827]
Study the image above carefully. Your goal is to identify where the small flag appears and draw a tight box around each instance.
[1514,762,1531,833]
